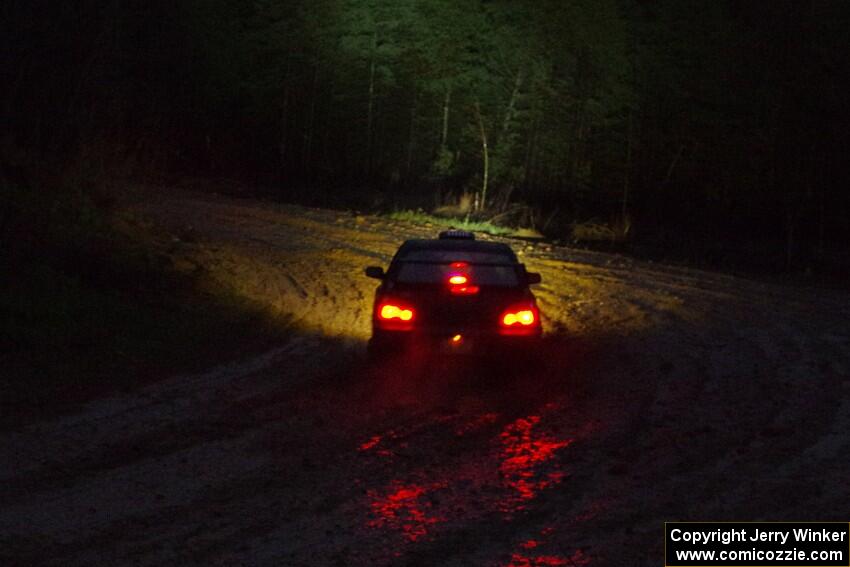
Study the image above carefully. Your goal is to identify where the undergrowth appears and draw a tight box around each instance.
[386,209,521,237]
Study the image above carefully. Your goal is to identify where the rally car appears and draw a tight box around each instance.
[364,230,542,359]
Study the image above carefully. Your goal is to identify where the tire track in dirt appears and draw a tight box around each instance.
[2,188,849,566]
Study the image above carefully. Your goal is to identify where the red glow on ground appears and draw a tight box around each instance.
[454,412,499,436]
[358,435,381,451]
[508,553,569,566]
[508,529,591,567]
[507,550,591,567]
[368,481,446,542]
[499,415,572,509]
[363,411,574,547]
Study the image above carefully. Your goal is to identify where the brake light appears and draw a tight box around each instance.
[379,304,414,321]
[500,304,540,334]
[502,310,535,326]
[375,299,416,331]
[447,265,478,294]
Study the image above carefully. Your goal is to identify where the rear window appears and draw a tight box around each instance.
[394,262,521,287]
[399,249,514,264]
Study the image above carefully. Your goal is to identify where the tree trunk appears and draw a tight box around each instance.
[405,90,418,187]
[441,88,452,149]
[818,170,825,259]
[785,210,795,271]
[500,70,523,140]
[279,79,290,189]
[366,31,377,176]
[622,106,633,220]
[663,143,685,189]
[302,65,320,178]
[4,54,27,127]
[523,112,538,190]
[374,98,386,180]
[319,77,335,186]
[474,101,489,212]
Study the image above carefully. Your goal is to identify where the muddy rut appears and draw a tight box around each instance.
[2,190,848,566]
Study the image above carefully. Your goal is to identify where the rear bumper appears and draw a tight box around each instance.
[368,328,541,359]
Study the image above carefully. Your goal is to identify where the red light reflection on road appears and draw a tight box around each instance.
[499,415,572,511]
[368,481,446,542]
[363,411,573,546]
[508,553,568,566]
[359,435,381,451]
[455,412,499,436]
[508,527,591,567]
[507,550,591,567]
[358,434,394,456]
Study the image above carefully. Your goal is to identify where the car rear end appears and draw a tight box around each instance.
[367,236,541,361]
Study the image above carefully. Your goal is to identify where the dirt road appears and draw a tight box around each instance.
[2,190,849,566]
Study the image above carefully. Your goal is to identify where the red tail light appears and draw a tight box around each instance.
[502,309,536,326]
[376,299,415,330]
[500,304,540,335]
[379,304,414,321]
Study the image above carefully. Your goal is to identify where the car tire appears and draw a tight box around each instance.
[366,338,390,364]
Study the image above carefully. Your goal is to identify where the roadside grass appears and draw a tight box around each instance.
[386,209,517,237]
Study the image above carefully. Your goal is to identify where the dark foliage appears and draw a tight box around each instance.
[3,0,849,274]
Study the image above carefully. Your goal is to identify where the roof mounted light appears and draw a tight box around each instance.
[438,230,475,240]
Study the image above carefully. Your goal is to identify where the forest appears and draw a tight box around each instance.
[3,5,850,562]
[2,0,849,274]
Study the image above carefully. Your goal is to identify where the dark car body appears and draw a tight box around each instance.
[365,231,542,359]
